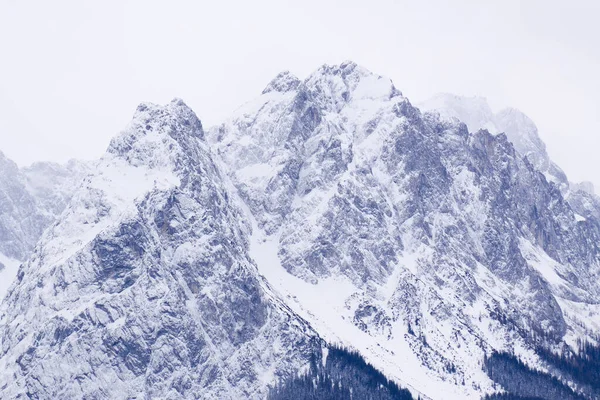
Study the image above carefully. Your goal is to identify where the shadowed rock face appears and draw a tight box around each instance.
[0,99,319,399]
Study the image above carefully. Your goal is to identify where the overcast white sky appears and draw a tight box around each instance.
[1,0,598,186]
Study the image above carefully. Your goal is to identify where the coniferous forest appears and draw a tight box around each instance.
[483,351,585,400]
[534,339,600,397]
[483,339,600,399]
[268,340,600,400]
[267,345,414,400]
[484,394,547,400]
[270,342,600,399]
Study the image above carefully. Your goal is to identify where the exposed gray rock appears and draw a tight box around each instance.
[419,94,570,193]
[0,99,319,400]
[210,63,600,398]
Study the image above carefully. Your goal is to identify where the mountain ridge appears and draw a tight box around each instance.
[1,62,600,399]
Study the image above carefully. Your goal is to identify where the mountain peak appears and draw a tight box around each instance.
[262,71,301,94]
[132,98,201,129]
[495,107,537,134]
[309,61,373,84]
[303,61,402,111]
[0,150,19,174]
[494,106,546,157]
[571,181,595,195]
[419,92,569,191]
[418,93,494,132]
[107,99,204,166]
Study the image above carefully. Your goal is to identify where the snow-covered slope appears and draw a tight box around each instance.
[210,62,600,399]
[0,152,47,262]
[0,152,88,299]
[566,181,600,227]
[0,153,88,261]
[0,99,319,399]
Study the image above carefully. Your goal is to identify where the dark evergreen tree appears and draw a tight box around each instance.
[484,394,545,400]
[268,345,413,400]
[534,340,600,397]
[483,351,585,400]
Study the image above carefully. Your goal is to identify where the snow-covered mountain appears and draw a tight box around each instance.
[0,100,319,399]
[419,94,569,192]
[208,62,600,398]
[1,62,600,399]
[0,153,88,299]
[419,93,600,237]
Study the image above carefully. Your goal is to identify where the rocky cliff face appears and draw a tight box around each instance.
[420,93,600,259]
[210,62,600,398]
[0,153,88,261]
[0,153,88,299]
[419,93,569,192]
[0,99,318,399]
[0,152,48,262]
[2,63,600,399]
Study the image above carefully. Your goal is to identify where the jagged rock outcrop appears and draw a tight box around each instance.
[420,93,600,252]
[419,93,569,192]
[0,153,88,299]
[210,62,600,399]
[0,100,319,399]
[0,152,49,262]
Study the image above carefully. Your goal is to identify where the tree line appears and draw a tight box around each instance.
[267,345,414,400]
